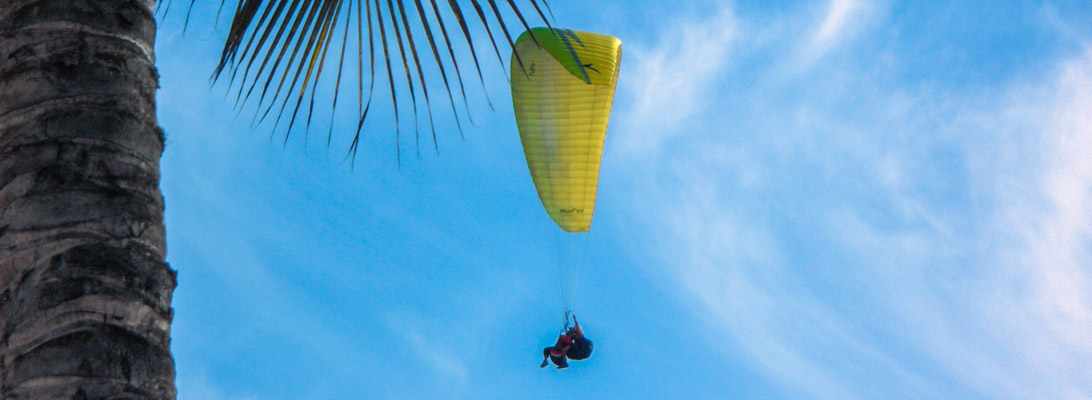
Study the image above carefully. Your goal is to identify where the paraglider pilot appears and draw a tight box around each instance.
[540,315,594,369]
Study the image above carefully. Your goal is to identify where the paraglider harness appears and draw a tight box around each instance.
[540,313,594,368]
[561,310,574,332]
[563,313,593,361]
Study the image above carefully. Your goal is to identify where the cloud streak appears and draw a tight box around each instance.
[614,6,739,157]
[813,0,868,52]
[961,47,1092,397]
[385,313,470,392]
[617,2,1092,398]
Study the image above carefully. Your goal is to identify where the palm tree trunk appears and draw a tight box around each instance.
[0,0,176,399]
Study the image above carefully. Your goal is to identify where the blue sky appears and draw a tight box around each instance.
[155,1,1092,399]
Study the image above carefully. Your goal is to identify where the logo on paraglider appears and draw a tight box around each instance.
[559,208,585,214]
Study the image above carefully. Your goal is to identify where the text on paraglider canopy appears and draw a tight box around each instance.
[559,208,585,213]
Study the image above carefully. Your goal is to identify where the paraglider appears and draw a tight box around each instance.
[541,316,593,369]
[510,27,621,369]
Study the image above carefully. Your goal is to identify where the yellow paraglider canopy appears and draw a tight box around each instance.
[511,28,622,233]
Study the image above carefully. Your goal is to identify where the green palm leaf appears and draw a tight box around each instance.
[173,0,553,164]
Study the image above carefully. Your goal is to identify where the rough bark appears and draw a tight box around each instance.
[0,0,176,399]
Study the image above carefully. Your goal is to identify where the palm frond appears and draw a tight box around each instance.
[191,0,552,165]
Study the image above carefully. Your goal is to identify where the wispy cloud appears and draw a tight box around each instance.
[384,313,470,393]
[617,2,1092,398]
[614,5,739,157]
[814,0,867,51]
[786,0,881,76]
[958,47,1092,397]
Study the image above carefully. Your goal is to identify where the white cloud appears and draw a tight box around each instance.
[1035,56,1092,343]
[614,6,739,157]
[782,0,882,77]
[814,0,867,50]
[617,2,1092,397]
[385,313,470,393]
[961,48,1092,397]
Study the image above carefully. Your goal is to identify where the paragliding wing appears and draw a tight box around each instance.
[511,28,622,233]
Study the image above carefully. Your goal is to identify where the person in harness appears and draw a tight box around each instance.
[540,315,594,369]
